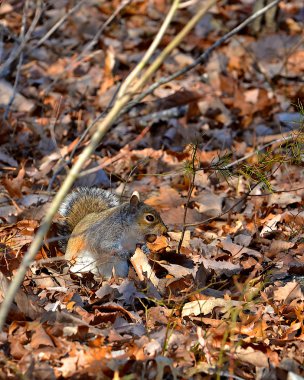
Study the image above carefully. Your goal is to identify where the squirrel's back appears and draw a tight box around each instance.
[58,187,119,235]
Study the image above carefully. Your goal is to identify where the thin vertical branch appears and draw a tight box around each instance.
[177,144,198,253]
[3,0,28,119]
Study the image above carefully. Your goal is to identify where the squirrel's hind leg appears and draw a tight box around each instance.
[66,249,130,279]
[66,250,98,275]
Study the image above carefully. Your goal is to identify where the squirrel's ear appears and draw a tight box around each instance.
[130,191,140,211]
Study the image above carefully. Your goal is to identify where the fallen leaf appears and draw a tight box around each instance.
[235,346,268,367]
[220,238,262,259]
[168,231,191,248]
[260,214,282,237]
[145,186,184,210]
[268,192,301,207]
[30,324,54,349]
[269,240,295,253]
[194,190,223,217]
[202,257,241,275]
[130,247,159,287]
[0,79,35,112]
[182,299,242,318]
[273,282,303,303]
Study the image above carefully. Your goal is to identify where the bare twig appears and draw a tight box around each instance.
[177,144,198,253]
[223,132,295,169]
[33,0,86,48]
[43,0,132,95]
[117,0,180,98]
[0,0,42,76]
[30,256,67,266]
[125,0,218,97]
[49,97,64,156]
[184,183,260,228]
[124,0,281,113]
[80,0,133,58]
[249,186,304,196]
[3,0,28,119]
[3,53,24,120]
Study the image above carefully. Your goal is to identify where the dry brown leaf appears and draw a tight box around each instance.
[182,299,242,318]
[130,247,159,287]
[282,210,304,226]
[146,235,169,252]
[58,355,78,378]
[160,206,202,228]
[9,338,29,360]
[273,282,303,303]
[30,324,55,349]
[168,231,191,248]
[0,79,34,112]
[201,257,241,275]
[287,50,304,75]
[155,261,194,278]
[145,186,184,210]
[260,214,282,236]
[194,190,223,217]
[268,192,302,207]
[220,238,262,259]
[235,346,268,367]
[269,240,295,253]
[3,164,26,199]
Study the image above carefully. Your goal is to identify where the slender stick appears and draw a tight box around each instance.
[125,0,281,112]
[177,144,197,253]
[34,0,86,48]
[128,0,217,96]
[3,0,28,119]
[117,0,180,98]
[0,0,42,76]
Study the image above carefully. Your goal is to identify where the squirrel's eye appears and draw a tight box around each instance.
[145,214,155,222]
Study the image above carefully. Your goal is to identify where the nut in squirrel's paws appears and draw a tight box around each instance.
[146,234,157,243]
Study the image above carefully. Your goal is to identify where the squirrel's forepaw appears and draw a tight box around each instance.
[141,244,150,255]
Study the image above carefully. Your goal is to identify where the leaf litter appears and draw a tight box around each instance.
[0,1,304,379]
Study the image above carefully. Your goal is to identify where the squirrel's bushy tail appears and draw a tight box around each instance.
[57,187,119,249]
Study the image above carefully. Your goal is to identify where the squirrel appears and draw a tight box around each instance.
[58,187,167,278]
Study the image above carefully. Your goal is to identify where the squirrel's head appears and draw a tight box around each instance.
[128,191,168,242]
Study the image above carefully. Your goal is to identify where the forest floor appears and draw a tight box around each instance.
[0,1,303,379]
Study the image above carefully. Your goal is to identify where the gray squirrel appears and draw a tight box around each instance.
[58,187,167,278]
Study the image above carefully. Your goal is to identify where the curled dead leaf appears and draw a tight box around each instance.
[182,298,242,318]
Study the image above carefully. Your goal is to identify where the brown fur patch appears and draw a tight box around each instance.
[65,236,86,263]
